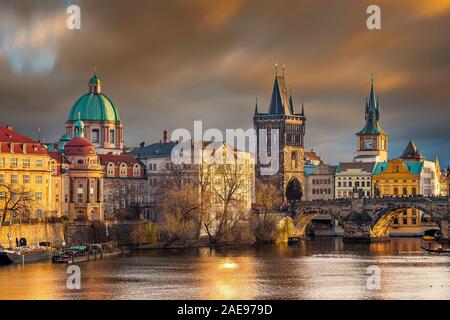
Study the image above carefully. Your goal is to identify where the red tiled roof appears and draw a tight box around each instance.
[48,151,63,163]
[304,151,322,162]
[0,126,48,155]
[63,137,96,155]
[99,154,144,167]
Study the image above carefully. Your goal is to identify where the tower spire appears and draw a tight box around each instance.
[254,97,259,114]
[301,96,305,116]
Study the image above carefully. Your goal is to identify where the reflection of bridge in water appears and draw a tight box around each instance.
[278,197,450,241]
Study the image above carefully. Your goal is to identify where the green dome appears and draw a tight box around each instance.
[68,92,121,122]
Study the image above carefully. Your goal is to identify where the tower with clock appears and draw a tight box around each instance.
[354,77,388,162]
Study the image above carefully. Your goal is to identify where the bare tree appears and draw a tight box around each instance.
[0,183,34,228]
[159,182,200,244]
[202,148,254,246]
[252,179,283,243]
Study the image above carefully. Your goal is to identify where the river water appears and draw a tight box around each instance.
[0,238,449,300]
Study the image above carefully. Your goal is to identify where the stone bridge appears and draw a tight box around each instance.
[282,197,450,241]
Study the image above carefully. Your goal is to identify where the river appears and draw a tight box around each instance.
[0,238,449,300]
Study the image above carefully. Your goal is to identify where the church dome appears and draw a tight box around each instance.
[68,75,121,123]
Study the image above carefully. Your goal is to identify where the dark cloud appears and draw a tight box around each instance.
[0,0,449,166]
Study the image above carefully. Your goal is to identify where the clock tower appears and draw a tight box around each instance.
[354,77,388,162]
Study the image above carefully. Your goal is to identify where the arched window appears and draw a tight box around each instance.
[107,162,115,176]
[109,130,115,143]
[403,187,408,196]
[133,164,140,177]
[412,187,417,196]
[393,188,399,196]
[119,163,127,177]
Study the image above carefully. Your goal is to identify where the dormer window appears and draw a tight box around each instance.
[133,164,140,177]
[119,163,127,177]
[107,163,115,177]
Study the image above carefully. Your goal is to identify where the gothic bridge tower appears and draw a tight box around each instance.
[253,66,306,202]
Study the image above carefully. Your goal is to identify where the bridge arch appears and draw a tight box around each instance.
[290,207,347,238]
[370,204,443,238]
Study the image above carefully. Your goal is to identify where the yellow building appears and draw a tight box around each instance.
[372,159,427,236]
[0,125,56,221]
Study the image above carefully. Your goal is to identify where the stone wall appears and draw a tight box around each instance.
[0,223,65,247]
[0,221,156,247]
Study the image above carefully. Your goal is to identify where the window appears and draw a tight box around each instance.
[10,158,18,167]
[412,218,417,225]
[36,209,43,219]
[403,187,408,196]
[35,159,43,168]
[23,158,30,168]
[35,192,43,201]
[133,164,140,177]
[11,174,18,184]
[107,163,115,176]
[393,188,399,196]
[0,174,4,183]
[109,130,115,143]
[119,163,127,177]
[0,192,4,200]
[402,218,408,225]
[0,158,4,167]
[412,188,417,195]
[35,175,43,184]
[92,129,100,143]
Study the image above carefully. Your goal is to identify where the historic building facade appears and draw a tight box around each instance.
[129,132,255,224]
[0,125,55,220]
[305,163,336,201]
[99,154,148,220]
[63,119,104,221]
[335,162,375,199]
[65,74,124,154]
[253,68,306,202]
[354,78,389,163]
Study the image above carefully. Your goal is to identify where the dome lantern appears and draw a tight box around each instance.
[89,73,102,94]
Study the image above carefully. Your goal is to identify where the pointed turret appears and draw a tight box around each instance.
[357,76,386,135]
[267,70,292,115]
[254,98,259,115]
[400,139,424,161]
[300,97,305,117]
[289,92,294,114]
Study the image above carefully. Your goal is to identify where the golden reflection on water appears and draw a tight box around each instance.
[0,238,449,300]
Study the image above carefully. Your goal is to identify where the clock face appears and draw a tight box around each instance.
[364,139,373,150]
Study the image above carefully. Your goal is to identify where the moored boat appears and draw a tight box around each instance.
[0,248,51,265]
[421,246,450,254]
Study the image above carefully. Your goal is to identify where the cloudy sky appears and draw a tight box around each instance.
[0,0,449,166]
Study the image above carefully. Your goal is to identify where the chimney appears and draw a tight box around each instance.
[6,125,13,131]
[163,130,168,144]
[159,140,162,146]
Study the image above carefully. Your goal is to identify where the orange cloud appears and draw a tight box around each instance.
[419,0,450,19]
[180,0,247,28]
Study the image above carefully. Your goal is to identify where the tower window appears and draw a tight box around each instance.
[109,130,115,143]
[92,129,100,143]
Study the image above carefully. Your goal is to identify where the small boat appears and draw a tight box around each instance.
[422,235,436,241]
[421,246,450,254]
[0,249,51,265]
